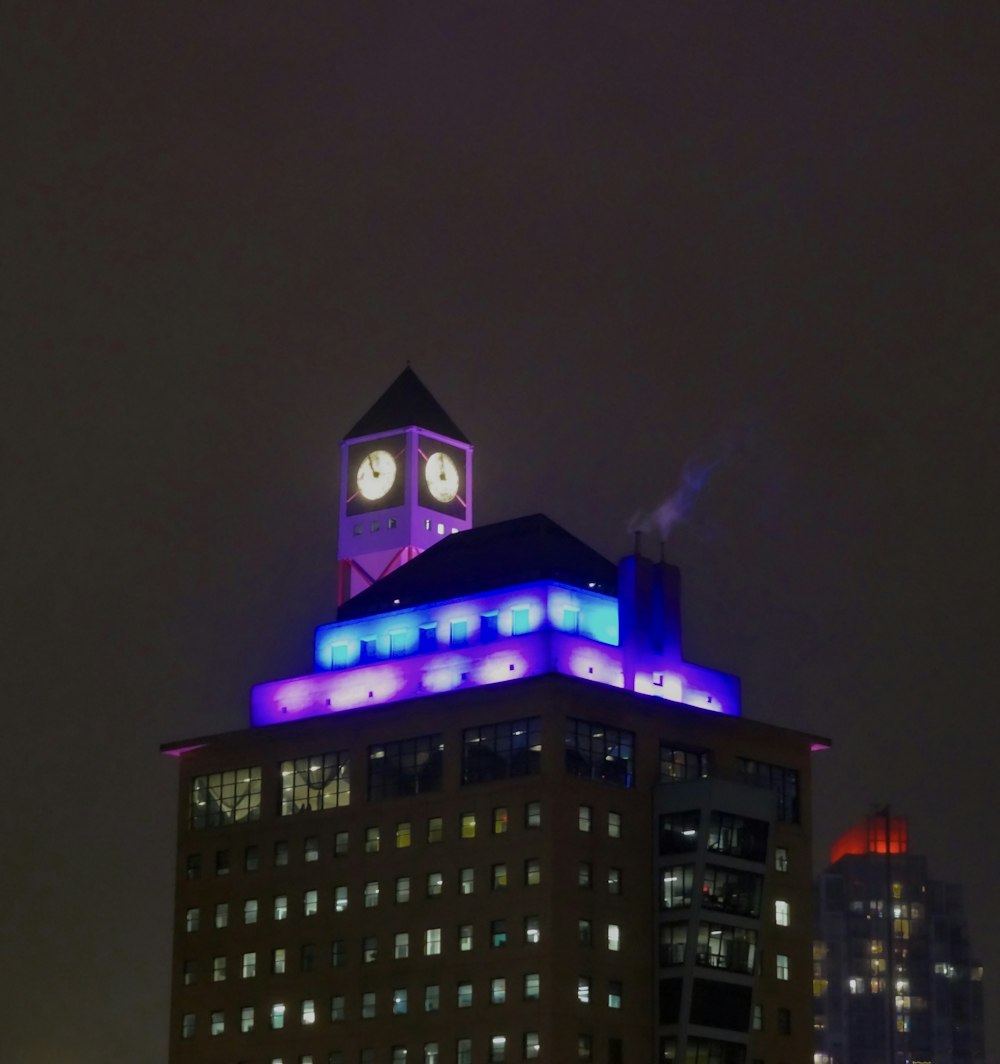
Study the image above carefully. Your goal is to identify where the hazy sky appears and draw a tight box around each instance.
[3,4,998,1060]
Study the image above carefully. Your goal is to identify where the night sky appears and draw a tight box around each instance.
[3,4,998,1060]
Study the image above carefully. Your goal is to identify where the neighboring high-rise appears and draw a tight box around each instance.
[814,813,986,1064]
[164,368,828,1064]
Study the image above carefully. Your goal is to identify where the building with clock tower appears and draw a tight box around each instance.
[338,367,473,605]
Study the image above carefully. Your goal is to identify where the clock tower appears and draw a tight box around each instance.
[337,367,473,604]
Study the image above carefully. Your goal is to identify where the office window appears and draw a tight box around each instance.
[524,858,541,886]
[491,977,506,1003]
[752,1004,762,1030]
[578,919,592,946]
[301,998,315,1025]
[396,821,412,848]
[244,844,259,871]
[393,989,408,1015]
[525,801,541,827]
[660,743,709,783]
[524,1032,540,1059]
[331,995,345,1021]
[491,919,507,947]
[334,830,349,856]
[242,951,257,978]
[274,840,288,866]
[280,750,349,813]
[565,718,634,787]
[181,1013,195,1039]
[369,734,444,800]
[459,924,473,951]
[659,923,687,966]
[391,1049,407,1064]
[493,806,509,834]
[396,876,411,903]
[660,810,701,854]
[608,868,621,894]
[210,1010,224,1036]
[661,865,695,909]
[489,1035,506,1062]
[361,992,376,1018]
[335,885,348,912]
[778,1007,791,1034]
[215,849,230,875]
[304,889,318,916]
[462,718,542,783]
[702,865,763,918]
[737,758,800,823]
[775,846,789,872]
[240,1005,254,1033]
[212,955,226,982]
[362,936,377,963]
[274,895,288,920]
[524,971,541,999]
[425,927,441,955]
[578,862,593,888]
[190,766,262,828]
[525,916,540,943]
[608,923,621,951]
[272,948,286,974]
[777,953,790,980]
[424,984,440,1012]
[364,881,379,908]
[492,863,508,889]
[185,907,199,932]
[214,902,228,928]
[243,898,258,925]
[578,976,591,1003]
[578,805,593,832]
[608,811,622,838]
[270,1003,286,1029]
[365,826,380,853]
[300,837,317,864]
[775,899,790,926]
[182,959,197,985]
[427,816,443,843]
[456,1040,472,1064]
[707,811,769,861]
[459,867,474,895]
[457,982,473,1008]
[461,813,476,838]
[301,943,317,971]
[427,871,444,896]
[331,939,346,967]
[395,932,410,959]
[608,980,622,1008]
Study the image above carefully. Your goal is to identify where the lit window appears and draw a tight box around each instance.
[492,863,508,889]
[210,1010,224,1036]
[777,953,790,980]
[491,977,506,1003]
[578,862,593,888]
[578,976,591,1003]
[427,816,443,843]
[181,1013,196,1039]
[608,811,622,838]
[244,845,259,871]
[363,937,377,963]
[240,1005,254,1033]
[578,919,592,945]
[608,980,622,1009]
[457,982,473,1008]
[490,1034,507,1062]
[361,992,376,1019]
[391,1048,407,1064]
[212,955,226,982]
[493,807,509,834]
[365,827,380,853]
[775,899,790,926]
[214,902,228,928]
[335,830,349,856]
[304,836,319,862]
[393,989,408,1015]
[775,846,789,872]
[335,885,348,912]
[185,907,199,932]
[457,1039,472,1064]
[566,718,635,788]
[608,924,621,951]
[461,813,476,838]
[525,801,541,827]
[511,607,530,635]
[491,919,507,947]
[243,899,258,924]
[274,895,288,920]
[270,1003,286,1029]
[272,948,286,974]
[525,916,540,944]
[396,876,411,903]
[394,931,410,959]
[301,998,315,1025]
[459,924,473,951]
[364,881,379,908]
[190,766,262,829]
[427,871,444,896]
[608,868,621,894]
[274,840,288,866]
[753,1004,762,1030]
[437,523,445,535]
[525,858,541,885]
[304,889,318,916]
[459,867,474,894]
[450,619,468,646]
[524,1032,540,1059]
[425,927,441,955]
[241,951,256,978]
[396,821,412,848]
[579,805,593,832]
[424,984,440,1012]
[331,995,345,1021]
[182,959,197,985]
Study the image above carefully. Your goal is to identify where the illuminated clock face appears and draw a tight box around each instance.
[356,449,397,501]
[425,451,460,503]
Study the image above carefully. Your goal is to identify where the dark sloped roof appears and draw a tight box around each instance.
[337,513,618,620]
[344,366,470,443]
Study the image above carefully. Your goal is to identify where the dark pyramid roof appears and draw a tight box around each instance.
[338,513,618,620]
[344,366,470,443]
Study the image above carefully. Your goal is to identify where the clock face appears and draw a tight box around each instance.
[356,449,397,501]
[424,451,459,503]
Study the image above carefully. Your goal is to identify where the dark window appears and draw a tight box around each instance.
[659,978,684,1022]
[481,612,499,642]
[301,943,317,971]
[702,865,763,918]
[660,743,710,783]
[462,718,541,783]
[418,624,437,652]
[659,922,687,965]
[565,718,635,787]
[737,758,800,823]
[707,811,769,862]
[690,979,752,1031]
[185,854,200,879]
[777,1007,791,1035]
[279,750,350,814]
[190,767,262,828]
[659,810,700,854]
[368,734,444,800]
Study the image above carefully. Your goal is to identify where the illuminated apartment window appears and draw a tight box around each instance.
[272,948,286,974]
[244,844,259,871]
[578,976,591,1003]
[776,953,790,980]
[182,959,197,985]
[489,1035,507,1062]
[389,630,407,657]
[331,995,345,1021]
[579,805,593,832]
[702,865,762,918]
[364,881,379,908]
[240,1005,254,1033]
[425,927,442,955]
[425,985,440,1012]
[775,847,789,872]
[457,982,473,1008]
[525,916,540,944]
[393,989,408,1015]
[396,876,411,903]
[524,972,540,999]
[566,718,635,787]
[492,863,508,889]
[511,607,530,635]
[334,885,348,912]
[608,980,622,1009]
[659,923,686,965]
[456,1039,472,1064]
[274,840,288,866]
[304,889,318,916]
[775,899,790,926]
[214,902,228,928]
[363,936,377,963]
[459,924,473,951]
[491,919,507,947]
[563,607,580,633]
[462,718,541,782]
[394,932,410,959]
[695,923,758,974]
[578,919,592,946]
[660,744,709,783]
[524,1032,541,1059]
[396,821,412,848]
[525,800,541,827]
[361,992,376,1019]
[427,871,444,896]
[525,858,541,886]
[210,1011,224,1036]
[608,868,621,894]
[661,866,695,910]
[450,619,468,646]
[241,951,256,978]
[181,1013,195,1039]
[274,895,288,920]
[578,862,593,888]
[303,836,320,862]
[459,867,474,894]
[185,907,199,932]
[270,1003,286,1029]
[365,827,380,853]
[424,1043,440,1064]
[332,642,349,667]
[428,816,444,842]
[491,977,506,1003]
[213,955,226,982]
[608,811,622,838]
[391,1048,407,1064]
[752,1004,762,1030]
[369,735,444,800]
[190,766,262,828]
[335,831,349,856]
[608,924,621,951]
[493,807,509,834]
[278,753,348,816]
[707,811,768,861]
[461,813,477,838]
[301,998,316,1025]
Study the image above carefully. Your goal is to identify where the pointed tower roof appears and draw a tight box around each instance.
[344,367,470,443]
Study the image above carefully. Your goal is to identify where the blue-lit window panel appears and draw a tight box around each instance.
[737,758,800,823]
[695,923,758,974]
[368,734,444,801]
[706,811,769,862]
[660,865,695,910]
[461,718,542,784]
[389,631,409,658]
[450,619,468,646]
[279,751,350,815]
[660,743,710,783]
[332,643,349,668]
[702,864,763,919]
[418,624,438,653]
[659,922,688,966]
[511,607,531,635]
[480,611,499,642]
[565,718,635,788]
[563,607,580,634]
[190,767,262,829]
[659,811,701,854]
